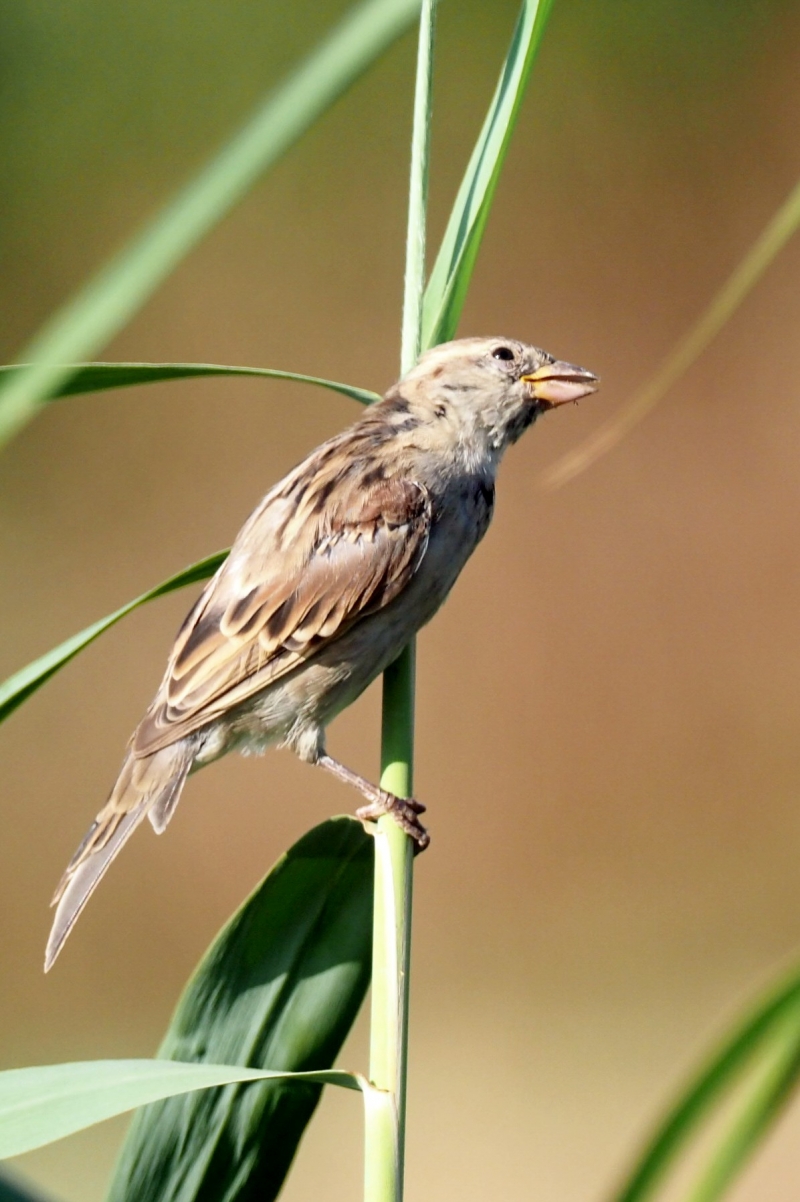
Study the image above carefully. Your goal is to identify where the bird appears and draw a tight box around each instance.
[45,336,598,970]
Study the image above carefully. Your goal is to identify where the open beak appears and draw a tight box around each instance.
[521,360,599,408]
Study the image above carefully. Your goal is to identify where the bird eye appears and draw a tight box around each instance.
[492,346,515,361]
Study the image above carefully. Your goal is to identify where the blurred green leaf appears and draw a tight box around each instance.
[611,965,800,1202]
[421,0,555,349]
[0,364,379,407]
[685,1010,800,1202]
[0,552,227,726]
[0,1169,57,1202]
[107,817,373,1202]
[0,0,420,450]
[0,1062,362,1161]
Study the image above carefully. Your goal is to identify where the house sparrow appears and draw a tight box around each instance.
[45,336,598,969]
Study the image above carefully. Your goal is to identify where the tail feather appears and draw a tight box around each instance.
[45,741,193,971]
[45,805,150,971]
[148,764,191,834]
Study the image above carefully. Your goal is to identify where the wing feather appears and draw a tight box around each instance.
[134,453,430,755]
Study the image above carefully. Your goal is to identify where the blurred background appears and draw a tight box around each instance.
[1,0,800,1198]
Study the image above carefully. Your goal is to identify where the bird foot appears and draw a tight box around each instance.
[356,793,430,852]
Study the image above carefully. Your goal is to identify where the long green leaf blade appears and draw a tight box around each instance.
[107,817,373,1202]
[421,0,555,349]
[0,364,379,407]
[0,0,419,449]
[0,552,227,726]
[685,1012,800,1202]
[0,1063,362,1161]
[610,965,800,1202]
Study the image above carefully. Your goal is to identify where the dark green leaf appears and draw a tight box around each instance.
[421,0,555,348]
[0,364,378,407]
[106,817,373,1202]
[0,1169,57,1202]
[0,552,227,726]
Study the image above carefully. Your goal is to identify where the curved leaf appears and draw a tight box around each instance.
[0,552,227,726]
[610,965,800,1202]
[684,1011,800,1202]
[0,364,379,407]
[0,1061,362,1161]
[0,0,420,449]
[107,817,373,1202]
[421,0,555,349]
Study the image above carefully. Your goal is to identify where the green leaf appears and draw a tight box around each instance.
[0,0,419,449]
[0,1169,57,1202]
[0,364,379,407]
[421,0,555,349]
[0,1062,362,1161]
[610,965,800,1202]
[0,821,371,1171]
[684,1011,800,1202]
[0,552,227,726]
[106,817,373,1202]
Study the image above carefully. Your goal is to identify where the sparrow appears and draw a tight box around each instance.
[45,336,598,969]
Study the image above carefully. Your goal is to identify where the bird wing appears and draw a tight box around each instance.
[134,449,431,754]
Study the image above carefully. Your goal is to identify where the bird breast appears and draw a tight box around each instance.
[405,469,495,623]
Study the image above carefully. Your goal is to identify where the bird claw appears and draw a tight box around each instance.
[356,793,430,852]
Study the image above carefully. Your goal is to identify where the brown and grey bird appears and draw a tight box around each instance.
[45,336,598,969]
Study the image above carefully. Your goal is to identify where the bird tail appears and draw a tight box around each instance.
[44,740,193,971]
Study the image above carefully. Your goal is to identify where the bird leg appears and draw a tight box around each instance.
[316,754,430,851]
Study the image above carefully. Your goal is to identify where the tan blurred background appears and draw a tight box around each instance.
[2,0,800,1198]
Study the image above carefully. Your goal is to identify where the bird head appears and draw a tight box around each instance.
[399,336,599,457]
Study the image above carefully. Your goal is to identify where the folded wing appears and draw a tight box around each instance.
[135,453,431,754]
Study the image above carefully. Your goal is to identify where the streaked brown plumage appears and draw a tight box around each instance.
[45,337,598,970]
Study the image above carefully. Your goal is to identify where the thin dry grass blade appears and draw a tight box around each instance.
[541,175,800,489]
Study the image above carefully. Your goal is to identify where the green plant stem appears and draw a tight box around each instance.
[365,674,415,1197]
[366,3,435,1200]
[367,653,417,1201]
[400,0,435,371]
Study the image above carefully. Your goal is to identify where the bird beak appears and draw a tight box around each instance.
[521,361,599,408]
